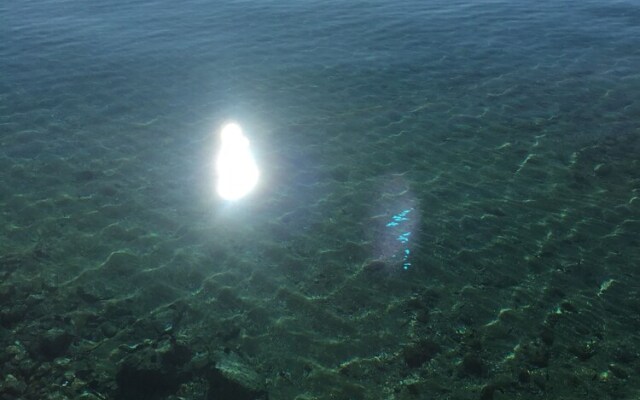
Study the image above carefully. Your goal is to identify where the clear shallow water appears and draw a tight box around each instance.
[1,1,640,399]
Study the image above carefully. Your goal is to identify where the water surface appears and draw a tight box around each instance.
[1,1,639,399]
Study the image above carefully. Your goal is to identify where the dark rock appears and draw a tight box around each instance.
[38,328,74,361]
[2,373,26,395]
[415,310,430,324]
[0,284,16,303]
[480,384,497,400]
[461,330,483,352]
[460,353,485,377]
[570,341,597,361]
[116,361,181,400]
[100,321,119,338]
[160,340,192,368]
[517,368,531,383]
[116,340,189,400]
[608,363,629,379]
[539,326,554,346]
[419,289,441,307]
[217,325,241,342]
[0,305,26,328]
[532,373,546,391]
[77,287,102,303]
[613,346,637,364]
[527,344,550,368]
[403,339,440,368]
[116,339,199,400]
[104,301,134,319]
[406,381,421,396]
[406,295,425,310]
[217,287,242,310]
[560,301,577,313]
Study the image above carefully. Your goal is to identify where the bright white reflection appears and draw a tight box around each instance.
[215,123,260,201]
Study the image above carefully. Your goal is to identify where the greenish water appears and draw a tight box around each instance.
[1,0,639,399]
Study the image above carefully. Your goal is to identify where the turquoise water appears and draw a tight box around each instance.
[2,1,640,399]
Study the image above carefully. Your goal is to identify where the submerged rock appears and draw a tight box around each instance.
[208,350,268,400]
[403,339,440,368]
[37,328,74,361]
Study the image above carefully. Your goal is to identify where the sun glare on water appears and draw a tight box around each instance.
[215,123,260,201]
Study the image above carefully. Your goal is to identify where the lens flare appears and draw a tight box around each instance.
[215,123,260,201]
